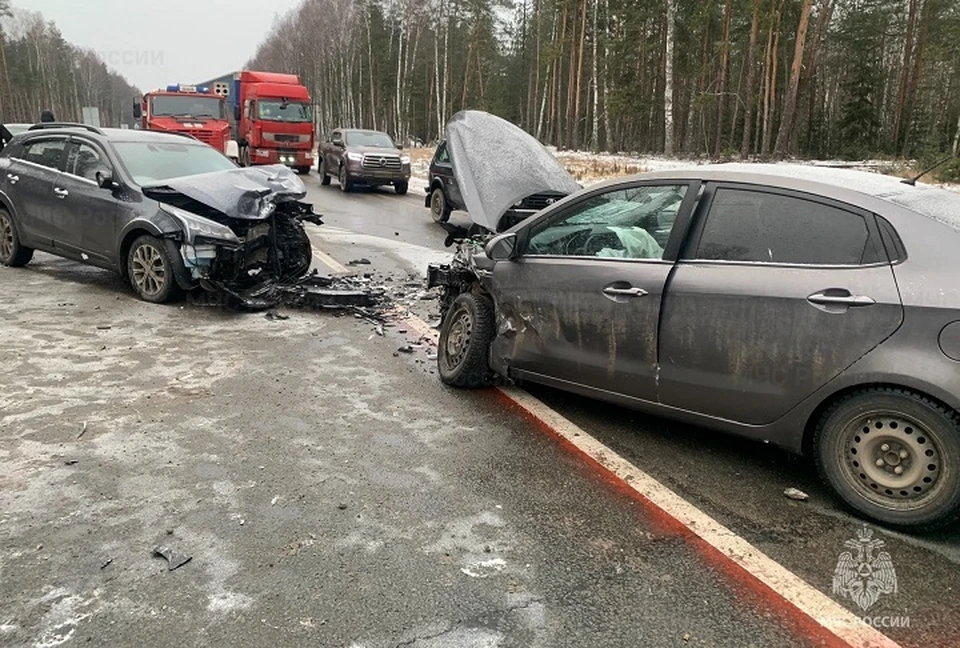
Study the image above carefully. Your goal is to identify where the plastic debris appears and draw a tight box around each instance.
[783,487,809,501]
[152,545,192,571]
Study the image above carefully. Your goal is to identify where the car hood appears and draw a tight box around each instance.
[142,164,306,220]
[445,110,580,231]
[346,146,405,155]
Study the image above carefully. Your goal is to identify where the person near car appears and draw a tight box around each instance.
[40,110,55,123]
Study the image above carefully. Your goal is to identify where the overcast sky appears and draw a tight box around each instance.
[21,0,304,92]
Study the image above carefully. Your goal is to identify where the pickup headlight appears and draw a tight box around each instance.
[346,152,364,162]
[160,204,240,246]
[400,155,410,164]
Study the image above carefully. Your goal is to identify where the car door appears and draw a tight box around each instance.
[50,137,119,265]
[5,136,68,246]
[657,183,903,425]
[489,180,700,402]
[432,141,463,208]
[328,130,343,169]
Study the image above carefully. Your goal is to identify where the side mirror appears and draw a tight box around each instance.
[485,232,518,261]
[96,169,117,190]
[396,143,403,150]
[132,101,141,119]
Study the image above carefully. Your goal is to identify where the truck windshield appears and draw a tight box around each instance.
[112,140,236,184]
[345,131,396,148]
[150,95,224,119]
[257,101,312,123]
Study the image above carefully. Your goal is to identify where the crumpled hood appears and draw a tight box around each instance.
[144,164,307,220]
[445,110,580,231]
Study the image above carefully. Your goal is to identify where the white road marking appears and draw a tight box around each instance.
[394,307,900,648]
[309,244,349,274]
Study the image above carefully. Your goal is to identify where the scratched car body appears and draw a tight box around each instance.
[428,162,960,531]
[0,123,319,307]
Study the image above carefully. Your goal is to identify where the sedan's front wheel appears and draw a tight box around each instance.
[437,291,496,388]
[0,209,33,267]
[814,388,960,531]
[127,235,181,303]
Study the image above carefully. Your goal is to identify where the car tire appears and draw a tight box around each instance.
[239,146,250,167]
[430,187,451,223]
[296,165,310,175]
[437,291,496,388]
[394,181,408,195]
[127,235,182,304]
[814,387,960,531]
[339,165,352,192]
[320,159,330,185]
[0,208,33,267]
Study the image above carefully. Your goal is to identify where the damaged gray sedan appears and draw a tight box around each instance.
[429,162,960,531]
[0,123,318,306]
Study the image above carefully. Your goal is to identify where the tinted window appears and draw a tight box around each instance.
[697,188,869,265]
[64,142,111,182]
[20,139,67,169]
[526,184,688,260]
[345,131,394,148]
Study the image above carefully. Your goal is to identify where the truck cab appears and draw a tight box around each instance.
[135,85,233,157]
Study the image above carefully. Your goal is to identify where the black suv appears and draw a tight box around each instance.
[425,138,569,231]
[0,123,317,306]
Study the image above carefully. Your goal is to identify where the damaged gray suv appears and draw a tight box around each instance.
[0,123,318,307]
[429,162,960,531]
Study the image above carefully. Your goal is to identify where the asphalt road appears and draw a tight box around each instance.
[0,170,956,647]
[298,170,960,647]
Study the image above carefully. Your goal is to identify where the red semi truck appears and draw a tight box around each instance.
[133,84,235,158]
[196,70,315,174]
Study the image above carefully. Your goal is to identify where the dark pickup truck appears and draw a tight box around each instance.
[318,128,411,194]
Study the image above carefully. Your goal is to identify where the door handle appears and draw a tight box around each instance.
[6,173,17,184]
[807,292,875,306]
[53,187,68,199]
[602,286,648,297]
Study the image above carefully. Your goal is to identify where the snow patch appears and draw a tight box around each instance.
[460,557,507,578]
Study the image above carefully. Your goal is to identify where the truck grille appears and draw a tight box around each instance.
[361,154,402,170]
[178,129,213,144]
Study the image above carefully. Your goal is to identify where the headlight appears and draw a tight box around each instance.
[160,204,240,245]
[346,152,363,162]
[400,155,410,164]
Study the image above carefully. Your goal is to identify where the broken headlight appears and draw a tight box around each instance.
[160,204,241,246]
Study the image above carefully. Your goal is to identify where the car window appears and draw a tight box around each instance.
[112,140,236,184]
[435,142,449,163]
[525,184,688,260]
[64,142,111,182]
[696,188,870,265]
[20,138,67,170]
[345,131,395,148]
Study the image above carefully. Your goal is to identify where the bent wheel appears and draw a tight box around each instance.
[437,292,495,388]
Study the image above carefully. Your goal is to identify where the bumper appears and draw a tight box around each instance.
[345,163,411,185]
[251,148,314,167]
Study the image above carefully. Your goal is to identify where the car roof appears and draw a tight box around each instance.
[16,124,210,145]
[623,162,960,231]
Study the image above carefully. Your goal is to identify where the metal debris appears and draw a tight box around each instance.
[77,422,88,439]
[783,487,809,501]
[100,558,113,570]
[152,545,192,571]
[264,311,290,321]
[347,258,371,265]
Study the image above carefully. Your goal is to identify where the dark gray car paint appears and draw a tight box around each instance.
[432,164,960,455]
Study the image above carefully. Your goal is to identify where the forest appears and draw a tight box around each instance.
[247,0,960,175]
[0,1,140,129]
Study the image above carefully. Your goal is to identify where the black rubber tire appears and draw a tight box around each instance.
[814,387,960,531]
[0,208,33,267]
[430,187,451,223]
[296,166,310,175]
[320,159,331,185]
[394,181,409,195]
[239,146,250,167]
[437,291,496,388]
[339,164,352,192]
[126,235,182,304]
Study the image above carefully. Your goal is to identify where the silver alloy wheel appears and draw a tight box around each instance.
[131,242,166,297]
[840,412,944,510]
[0,213,13,261]
[441,307,473,372]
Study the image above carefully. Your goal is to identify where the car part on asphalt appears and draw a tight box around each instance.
[427,162,960,531]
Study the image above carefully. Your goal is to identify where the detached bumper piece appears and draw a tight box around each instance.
[281,274,384,309]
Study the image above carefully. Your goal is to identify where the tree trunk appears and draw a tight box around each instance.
[892,0,919,151]
[591,0,599,150]
[663,0,675,155]
[773,0,813,157]
[715,0,733,154]
[761,0,784,156]
[572,0,588,150]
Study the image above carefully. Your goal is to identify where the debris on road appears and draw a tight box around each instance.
[76,422,88,439]
[100,558,113,570]
[347,258,371,265]
[397,345,414,354]
[337,503,348,510]
[264,311,290,321]
[152,545,192,571]
[64,459,79,466]
[783,487,809,501]
[375,325,385,336]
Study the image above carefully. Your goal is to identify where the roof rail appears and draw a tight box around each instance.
[27,122,104,135]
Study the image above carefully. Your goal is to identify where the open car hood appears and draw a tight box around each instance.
[445,110,580,231]
[143,165,307,220]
